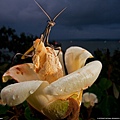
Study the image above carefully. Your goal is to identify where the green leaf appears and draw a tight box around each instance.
[98,96,110,116]
[98,95,117,117]
[24,107,39,120]
[24,107,31,120]
[0,105,10,114]
[113,83,119,99]
[87,84,103,101]
[79,118,83,120]
[98,78,112,91]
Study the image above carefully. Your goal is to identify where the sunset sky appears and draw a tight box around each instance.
[0,0,120,40]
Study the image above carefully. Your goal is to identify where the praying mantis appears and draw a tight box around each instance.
[21,0,66,59]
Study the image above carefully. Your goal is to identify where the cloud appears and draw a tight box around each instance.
[63,0,120,27]
[0,0,120,39]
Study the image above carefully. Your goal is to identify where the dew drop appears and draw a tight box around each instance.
[29,90,34,94]
[12,95,16,100]
[60,89,63,93]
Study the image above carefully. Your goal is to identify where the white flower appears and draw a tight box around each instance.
[0,38,102,119]
[82,92,98,108]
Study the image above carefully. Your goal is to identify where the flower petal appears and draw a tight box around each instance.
[65,47,93,73]
[44,61,102,96]
[32,42,63,83]
[27,84,55,112]
[0,80,49,106]
[55,50,65,75]
[2,63,39,82]
[89,93,98,104]
[82,92,90,102]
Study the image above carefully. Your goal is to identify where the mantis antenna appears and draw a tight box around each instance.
[34,0,51,21]
[34,0,66,45]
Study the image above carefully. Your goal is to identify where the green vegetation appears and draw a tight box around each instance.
[0,26,120,120]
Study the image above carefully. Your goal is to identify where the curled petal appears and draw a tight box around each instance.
[36,47,63,83]
[32,41,63,83]
[0,80,49,106]
[44,61,102,96]
[2,63,39,82]
[65,47,93,73]
[56,50,65,75]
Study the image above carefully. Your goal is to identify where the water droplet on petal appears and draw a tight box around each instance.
[29,90,34,94]
[12,95,16,100]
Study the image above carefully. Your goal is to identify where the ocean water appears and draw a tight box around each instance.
[58,39,120,54]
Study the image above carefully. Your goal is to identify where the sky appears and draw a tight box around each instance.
[1,0,120,40]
